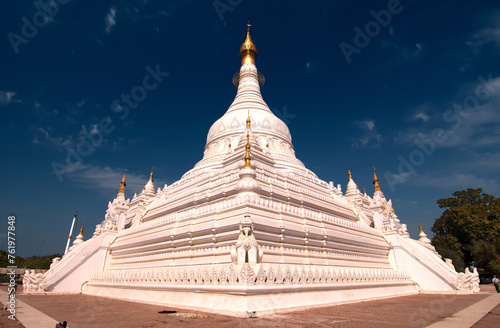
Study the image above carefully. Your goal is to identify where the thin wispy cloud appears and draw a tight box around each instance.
[105,7,117,33]
[395,76,500,149]
[394,43,424,60]
[414,112,430,122]
[466,27,500,54]
[0,91,17,106]
[102,2,171,35]
[351,119,382,148]
[413,172,499,193]
[36,127,74,149]
[68,165,162,195]
[365,120,375,131]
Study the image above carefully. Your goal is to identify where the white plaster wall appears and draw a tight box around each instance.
[44,233,116,293]
[85,283,417,317]
[386,233,458,292]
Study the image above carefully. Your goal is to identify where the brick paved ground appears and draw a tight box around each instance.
[0,285,497,328]
[472,285,500,328]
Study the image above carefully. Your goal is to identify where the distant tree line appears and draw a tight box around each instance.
[0,250,61,270]
[432,188,500,274]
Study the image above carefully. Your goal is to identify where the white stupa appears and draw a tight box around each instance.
[31,24,479,316]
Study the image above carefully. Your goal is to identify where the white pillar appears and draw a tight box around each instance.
[64,214,77,254]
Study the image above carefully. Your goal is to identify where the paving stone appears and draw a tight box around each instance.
[0,285,497,328]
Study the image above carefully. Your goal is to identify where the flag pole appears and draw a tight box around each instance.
[64,213,77,255]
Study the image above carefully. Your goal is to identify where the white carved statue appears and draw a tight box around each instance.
[22,270,31,293]
[23,269,47,294]
[456,267,481,292]
[49,257,61,269]
[231,216,263,265]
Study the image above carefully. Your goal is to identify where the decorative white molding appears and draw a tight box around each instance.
[89,263,412,287]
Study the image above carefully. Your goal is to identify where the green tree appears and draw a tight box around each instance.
[0,250,8,267]
[432,188,500,273]
[0,251,61,269]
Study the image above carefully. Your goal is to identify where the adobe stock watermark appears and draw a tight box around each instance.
[7,0,71,54]
[384,74,500,191]
[271,105,297,125]
[213,0,243,23]
[339,0,410,64]
[408,294,456,327]
[51,64,169,182]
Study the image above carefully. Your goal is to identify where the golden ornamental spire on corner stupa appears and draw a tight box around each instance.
[348,167,352,180]
[118,169,127,194]
[246,111,251,129]
[244,132,252,168]
[373,167,381,192]
[150,167,154,182]
[240,21,257,65]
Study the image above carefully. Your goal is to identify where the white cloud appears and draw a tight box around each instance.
[414,112,430,122]
[396,76,500,149]
[365,120,375,131]
[37,127,70,148]
[105,7,117,33]
[437,100,500,149]
[466,27,500,53]
[413,173,499,194]
[69,165,160,194]
[0,91,16,106]
[352,119,382,148]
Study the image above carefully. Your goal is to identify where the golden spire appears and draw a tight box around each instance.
[149,167,154,182]
[348,167,352,180]
[246,112,251,129]
[244,132,251,168]
[118,170,127,194]
[240,21,257,65]
[419,220,424,233]
[79,225,83,235]
[373,167,381,192]
[363,186,366,194]
[134,188,138,196]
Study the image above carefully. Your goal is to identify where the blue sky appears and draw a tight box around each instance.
[1,0,499,257]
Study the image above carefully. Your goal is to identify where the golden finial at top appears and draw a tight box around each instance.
[150,167,154,182]
[373,167,381,192]
[348,167,352,180]
[240,22,257,65]
[418,220,424,233]
[118,169,127,194]
[244,132,251,168]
